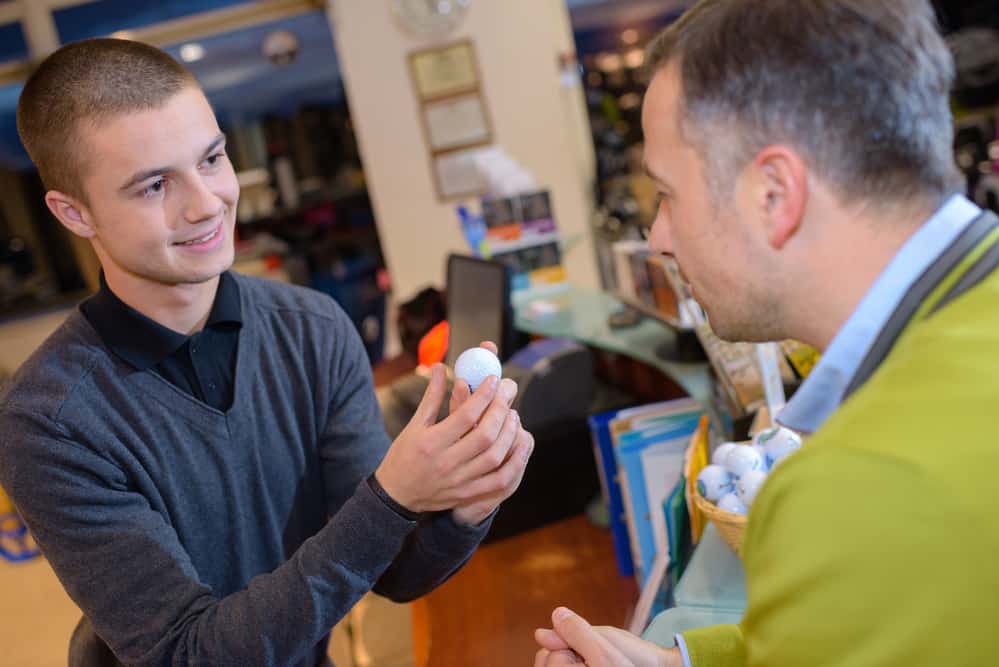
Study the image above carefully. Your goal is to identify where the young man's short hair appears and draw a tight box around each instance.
[16,38,197,201]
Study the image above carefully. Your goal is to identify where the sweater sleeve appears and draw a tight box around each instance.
[0,408,421,667]
[318,309,489,604]
[679,624,746,667]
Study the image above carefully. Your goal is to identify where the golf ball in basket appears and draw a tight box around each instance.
[752,444,770,471]
[736,469,769,507]
[454,347,502,392]
[712,442,739,467]
[724,444,765,478]
[716,493,748,515]
[697,464,735,502]
[756,427,802,468]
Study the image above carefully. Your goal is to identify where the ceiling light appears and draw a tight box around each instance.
[625,48,645,69]
[596,52,623,73]
[180,43,205,63]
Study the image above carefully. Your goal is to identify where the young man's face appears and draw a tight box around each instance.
[75,86,239,289]
[642,64,777,342]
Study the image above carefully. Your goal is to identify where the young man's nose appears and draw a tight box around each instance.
[185,177,223,224]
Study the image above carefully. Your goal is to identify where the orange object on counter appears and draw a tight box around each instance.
[418,320,449,367]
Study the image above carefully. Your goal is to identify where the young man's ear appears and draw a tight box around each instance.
[45,191,95,238]
[750,145,808,250]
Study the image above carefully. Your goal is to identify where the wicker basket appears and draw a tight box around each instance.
[684,431,749,558]
[692,486,748,556]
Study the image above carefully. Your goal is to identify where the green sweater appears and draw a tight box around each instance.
[683,234,999,665]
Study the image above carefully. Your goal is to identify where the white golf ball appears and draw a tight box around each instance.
[736,470,769,507]
[752,444,770,471]
[716,493,748,515]
[752,426,782,448]
[711,442,739,467]
[724,445,765,478]
[757,427,802,469]
[696,464,735,503]
[453,347,502,392]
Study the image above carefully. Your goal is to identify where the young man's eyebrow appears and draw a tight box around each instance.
[118,133,226,192]
[201,134,226,158]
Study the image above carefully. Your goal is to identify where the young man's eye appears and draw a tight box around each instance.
[143,179,166,198]
[202,152,224,168]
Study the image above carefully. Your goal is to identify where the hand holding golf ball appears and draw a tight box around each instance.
[375,344,531,523]
[447,343,534,526]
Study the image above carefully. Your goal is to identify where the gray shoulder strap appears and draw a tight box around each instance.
[843,209,999,400]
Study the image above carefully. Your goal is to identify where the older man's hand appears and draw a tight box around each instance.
[534,608,684,667]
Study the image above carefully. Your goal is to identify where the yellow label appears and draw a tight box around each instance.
[685,416,711,543]
[0,485,14,516]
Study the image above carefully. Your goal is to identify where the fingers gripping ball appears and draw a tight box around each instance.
[454,347,502,392]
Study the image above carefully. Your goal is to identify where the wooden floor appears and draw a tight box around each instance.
[412,515,639,667]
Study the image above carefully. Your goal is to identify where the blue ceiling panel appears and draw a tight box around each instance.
[0,83,28,170]
[53,0,255,43]
[0,21,28,63]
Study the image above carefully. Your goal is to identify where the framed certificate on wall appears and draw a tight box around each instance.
[422,92,492,152]
[408,40,491,201]
[432,147,487,200]
[409,40,480,102]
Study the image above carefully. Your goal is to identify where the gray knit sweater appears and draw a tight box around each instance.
[0,273,489,666]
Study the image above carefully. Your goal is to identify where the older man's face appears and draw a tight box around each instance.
[642,63,779,342]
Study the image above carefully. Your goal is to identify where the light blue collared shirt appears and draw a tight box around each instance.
[776,193,981,434]
[675,194,983,666]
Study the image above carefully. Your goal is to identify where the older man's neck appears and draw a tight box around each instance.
[787,194,942,352]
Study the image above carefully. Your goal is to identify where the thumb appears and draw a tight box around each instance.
[535,628,571,651]
[551,608,630,667]
[415,364,448,426]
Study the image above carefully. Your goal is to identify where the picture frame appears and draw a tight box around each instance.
[432,146,487,200]
[408,40,480,102]
[421,92,492,152]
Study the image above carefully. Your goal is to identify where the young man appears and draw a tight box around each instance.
[535,1,999,665]
[0,38,533,666]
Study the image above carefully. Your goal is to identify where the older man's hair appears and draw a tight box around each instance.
[17,38,197,201]
[645,0,962,206]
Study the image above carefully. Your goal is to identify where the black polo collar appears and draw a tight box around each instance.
[81,272,242,371]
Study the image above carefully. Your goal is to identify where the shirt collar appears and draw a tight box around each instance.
[206,271,242,328]
[777,194,983,434]
[80,271,242,371]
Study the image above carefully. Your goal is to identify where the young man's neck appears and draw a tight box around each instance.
[103,270,220,335]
